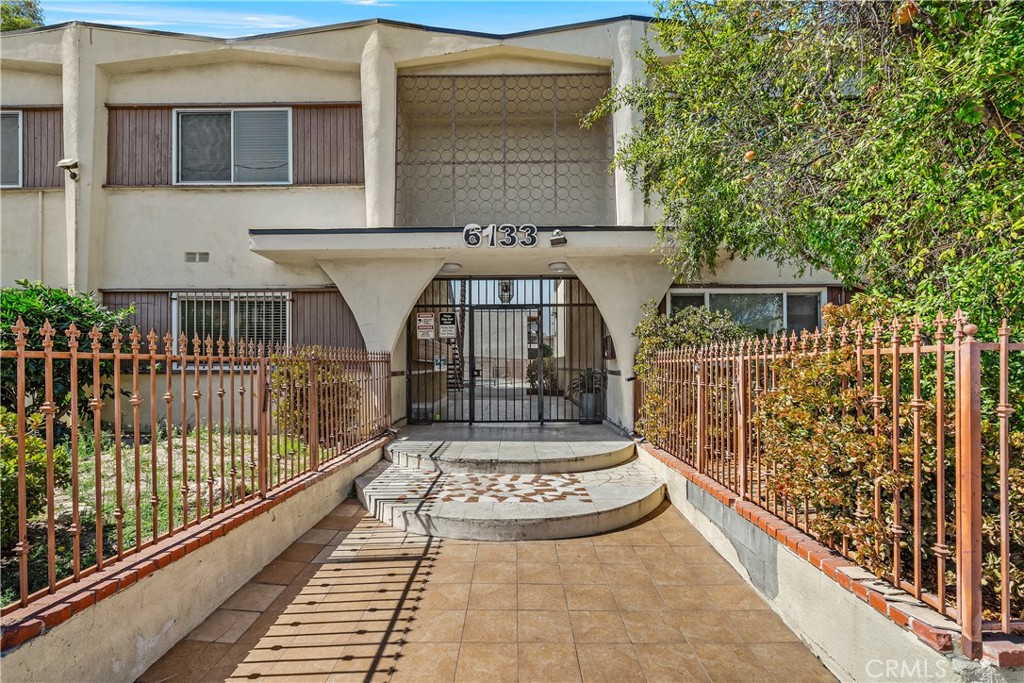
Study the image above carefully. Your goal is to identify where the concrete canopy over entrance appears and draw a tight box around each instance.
[250,226,669,430]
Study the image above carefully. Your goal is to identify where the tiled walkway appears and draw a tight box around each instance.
[138,499,835,683]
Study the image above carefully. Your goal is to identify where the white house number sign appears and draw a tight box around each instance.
[463,223,538,248]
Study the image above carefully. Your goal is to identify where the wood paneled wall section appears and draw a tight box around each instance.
[101,291,173,343]
[22,109,63,188]
[293,105,364,185]
[292,290,365,349]
[826,285,854,306]
[107,107,172,186]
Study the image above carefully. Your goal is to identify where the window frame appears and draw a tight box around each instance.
[666,286,827,333]
[172,107,293,186]
[1,110,24,189]
[170,290,293,357]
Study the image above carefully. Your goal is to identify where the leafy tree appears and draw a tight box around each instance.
[1,0,43,31]
[0,280,134,420]
[590,0,1023,336]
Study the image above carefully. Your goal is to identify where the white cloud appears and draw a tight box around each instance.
[45,3,314,36]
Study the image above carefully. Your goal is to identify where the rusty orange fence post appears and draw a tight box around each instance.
[257,353,269,498]
[736,341,749,500]
[955,324,983,660]
[696,351,707,474]
[309,356,320,472]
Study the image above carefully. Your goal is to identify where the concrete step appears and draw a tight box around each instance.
[384,432,634,474]
[356,458,665,541]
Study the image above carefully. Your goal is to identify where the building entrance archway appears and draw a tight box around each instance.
[407,277,605,424]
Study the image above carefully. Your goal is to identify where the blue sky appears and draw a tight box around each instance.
[40,1,654,37]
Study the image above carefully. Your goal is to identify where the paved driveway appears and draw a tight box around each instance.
[139,499,835,682]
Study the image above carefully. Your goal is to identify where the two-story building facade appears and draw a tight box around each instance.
[0,16,843,430]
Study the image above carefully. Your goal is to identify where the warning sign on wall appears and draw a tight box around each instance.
[416,312,436,340]
[438,312,457,338]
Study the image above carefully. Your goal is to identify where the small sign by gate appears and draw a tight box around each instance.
[434,357,448,372]
[416,312,435,340]
[438,312,457,338]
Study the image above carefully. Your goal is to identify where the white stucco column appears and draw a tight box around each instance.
[319,258,443,352]
[360,30,397,227]
[611,21,646,227]
[62,24,109,292]
[568,255,674,431]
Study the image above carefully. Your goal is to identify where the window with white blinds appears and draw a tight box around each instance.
[173,291,290,351]
[175,108,290,184]
[1,111,22,188]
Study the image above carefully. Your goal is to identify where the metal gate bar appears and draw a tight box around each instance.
[407,277,604,424]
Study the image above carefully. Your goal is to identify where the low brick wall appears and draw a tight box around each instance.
[637,442,1022,683]
[0,439,386,683]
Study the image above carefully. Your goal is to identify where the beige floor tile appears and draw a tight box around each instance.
[576,643,645,683]
[602,563,651,585]
[704,583,769,611]
[188,609,262,644]
[468,582,518,610]
[634,643,710,683]
[428,561,475,584]
[436,543,478,562]
[518,609,573,643]
[620,610,683,644]
[254,559,309,585]
[691,643,772,682]
[518,642,582,683]
[517,542,558,562]
[391,642,460,683]
[593,544,643,564]
[590,530,633,546]
[609,580,668,611]
[674,610,744,644]
[462,609,517,642]
[748,642,836,682]
[221,582,287,612]
[475,543,517,562]
[472,561,517,584]
[518,583,567,610]
[728,609,800,644]
[656,585,709,611]
[560,563,606,584]
[456,642,517,683]
[279,542,326,563]
[518,561,562,584]
[300,528,340,545]
[417,583,471,610]
[556,543,600,564]
[565,584,618,611]
[569,610,630,643]
[403,609,467,643]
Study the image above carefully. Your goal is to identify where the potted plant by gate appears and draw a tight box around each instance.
[568,368,604,423]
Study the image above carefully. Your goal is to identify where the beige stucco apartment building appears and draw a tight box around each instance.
[0,16,843,430]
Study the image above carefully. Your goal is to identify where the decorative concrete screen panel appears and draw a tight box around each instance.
[396,74,614,227]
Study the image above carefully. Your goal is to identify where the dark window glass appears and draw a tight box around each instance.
[178,112,231,182]
[786,294,821,333]
[1,112,20,187]
[670,293,705,312]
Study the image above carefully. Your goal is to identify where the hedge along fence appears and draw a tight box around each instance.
[635,310,1022,660]
[0,318,390,614]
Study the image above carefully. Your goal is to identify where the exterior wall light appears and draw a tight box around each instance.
[549,229,567,247]
[440,263,462,273]
[56,158,79,180]
[548,262,571,274]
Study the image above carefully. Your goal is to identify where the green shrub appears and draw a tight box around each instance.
[268,349,362,446]
[634,301,751,440]
[526,356,558,395]
[0,406,71,548]
[0,280,134,419]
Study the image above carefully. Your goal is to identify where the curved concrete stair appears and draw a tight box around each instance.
[356,458,665,541]
[385,436,634,474]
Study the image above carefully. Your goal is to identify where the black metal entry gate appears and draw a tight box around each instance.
[407,278,605,424]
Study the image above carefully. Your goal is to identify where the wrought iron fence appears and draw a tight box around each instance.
[635,313,1022,658]
[0,318,390,613]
